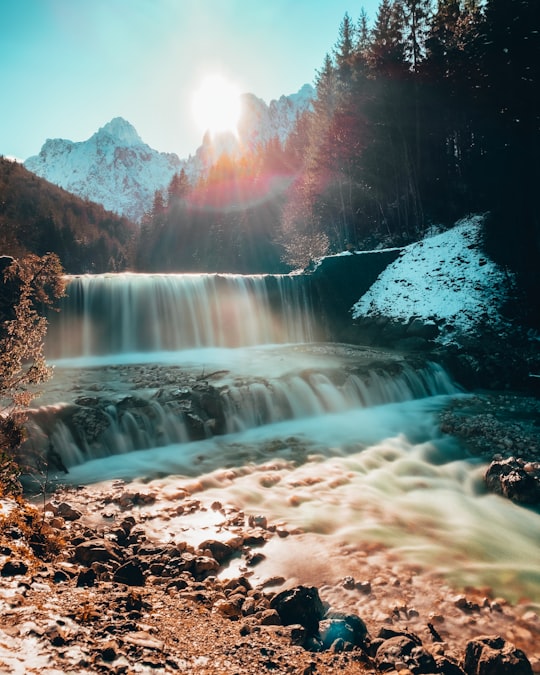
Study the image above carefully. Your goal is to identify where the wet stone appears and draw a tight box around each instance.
[1,559,28,576]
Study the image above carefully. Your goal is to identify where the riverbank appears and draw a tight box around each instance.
[1,420,539,674]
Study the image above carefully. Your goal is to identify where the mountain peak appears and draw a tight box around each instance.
[96,117,143,146]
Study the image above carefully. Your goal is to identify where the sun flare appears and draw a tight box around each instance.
[192,75,242,136]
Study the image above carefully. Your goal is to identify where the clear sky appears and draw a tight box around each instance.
[0,0,380,162]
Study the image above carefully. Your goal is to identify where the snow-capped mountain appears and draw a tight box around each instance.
[187,84,315,179]
[239,83,314,148]
[24,118,185,223]
[24,85,315,222]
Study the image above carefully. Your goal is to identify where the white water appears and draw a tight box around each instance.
[46,273,316,358]
[31,273,540,606]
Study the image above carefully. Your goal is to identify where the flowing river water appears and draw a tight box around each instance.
[26,273,540,610]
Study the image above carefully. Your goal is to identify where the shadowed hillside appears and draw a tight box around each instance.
[0,156,136,273]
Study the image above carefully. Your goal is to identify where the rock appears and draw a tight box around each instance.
[101,641,118,662]
[378,627,422,645]
[193,555,219,577]
[463,635,533,675]
[198,539,234,564]
[248,514,267,529]
[376,634,435,672]
[55,502,82,521]
[52,569,71,583]
[113,560,146,586]
[1,559,28,576]
[71,406,111,442]
[324,612,368,647]
[406,317,439,340]
[270,586,325,635]
[76,568,96,587]
[241,597,257,616]
[319,619,356,650]
[485,457,540,504]
[258,609,281,626]
[435,655,467,675]
[73,538,122,565]
[44,624,66,647]
[214,599,242,619]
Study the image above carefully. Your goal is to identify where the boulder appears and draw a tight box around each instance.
[1,559,28,576]
[198,539,234,564]
[485,457,540,504]
[73,538,122,565]
[323,611,368,647]
[113,560,146,586]
[463,635,533,675]
[55,502,82,521]
[270,585,325,635]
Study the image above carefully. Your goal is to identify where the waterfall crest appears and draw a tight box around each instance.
[46,273,317,359]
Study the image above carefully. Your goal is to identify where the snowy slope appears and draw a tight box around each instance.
[352,216,514,343]
[24,118,185,223]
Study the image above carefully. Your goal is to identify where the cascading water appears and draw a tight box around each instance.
[46,273,317,358]
[24,272,540,607]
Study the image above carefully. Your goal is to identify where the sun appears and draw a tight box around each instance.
[192,75,242,136]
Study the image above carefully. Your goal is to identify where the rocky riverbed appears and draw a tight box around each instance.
[439,392,540,504]
[1,467,539,674]
[4,350,540,674]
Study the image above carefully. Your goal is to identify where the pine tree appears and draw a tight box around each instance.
[334,13,356,93]
[167,169,190,206]
[369,0,407,77]
[402,0,433,73]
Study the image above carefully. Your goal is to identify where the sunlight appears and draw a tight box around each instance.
[192,74,242,136]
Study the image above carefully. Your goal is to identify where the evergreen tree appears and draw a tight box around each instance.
[334,13,356,92]
[402,0,433,72]
[167,168,190,206]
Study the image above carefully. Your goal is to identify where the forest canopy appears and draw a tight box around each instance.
[0,156,136,273]
[5,0,539,309]
[138,0,539,298]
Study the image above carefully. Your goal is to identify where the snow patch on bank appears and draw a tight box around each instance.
[352,216,513,343]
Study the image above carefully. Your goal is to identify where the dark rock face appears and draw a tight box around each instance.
[308,250,401,341]
[270,585,325,634]
[485,457,540,505]
[113,560,146,586]
[463,635,533,675]
[1,559,28,576]
[24,376,228,475]
[347,315,440,352]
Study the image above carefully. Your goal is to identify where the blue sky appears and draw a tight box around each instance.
[0,0,380,161]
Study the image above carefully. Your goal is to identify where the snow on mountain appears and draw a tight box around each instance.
[352,215,515,344]
[23,85,315,223]
[24,118,185,223]
[238,83,314,149]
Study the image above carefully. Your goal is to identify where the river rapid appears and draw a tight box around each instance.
[25,273,540,612]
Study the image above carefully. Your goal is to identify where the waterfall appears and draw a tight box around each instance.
[222,362,456,433]
[26,357,457,468]
[32,271,461,468]
[24,270,540,610]
[46,273,317,359]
